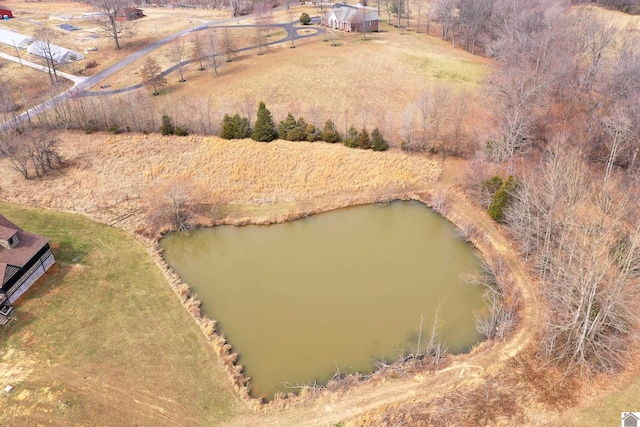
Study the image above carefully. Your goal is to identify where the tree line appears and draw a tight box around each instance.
[221,103,388,150]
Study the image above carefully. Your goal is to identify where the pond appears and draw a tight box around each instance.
[161,201,487,399]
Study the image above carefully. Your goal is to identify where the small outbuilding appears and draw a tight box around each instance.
[0,9,13,19]
[27,41,85,64]
[0,29,33,49]
[0,215,55,323]
[322,3,379,33]
[117,7,144,21]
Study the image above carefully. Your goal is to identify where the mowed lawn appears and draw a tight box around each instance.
[0,202,244,426]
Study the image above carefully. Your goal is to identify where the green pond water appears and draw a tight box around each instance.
[161,201,487,399]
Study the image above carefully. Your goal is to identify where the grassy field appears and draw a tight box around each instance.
[0,0,489,144]
[0,201,244,426]
[95,16,488,143]
[545,367,640,426]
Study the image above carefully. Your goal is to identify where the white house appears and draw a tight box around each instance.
[321,3,380,33]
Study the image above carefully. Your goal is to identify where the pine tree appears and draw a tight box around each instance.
[235,114,251,138]
[290,117,308,141]
[371,128,389,151]
[220,113,235,139]
[251,102,277,142]
[344,126,359,148]
[160,115,175,135]
[357,128,371,149]
[489,175,516,222]
[305,123,318,142]
[278,113,297,140]
[321,120,341,143]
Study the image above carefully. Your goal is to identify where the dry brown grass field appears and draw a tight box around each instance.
[0,61,72,111]
[1,0,489,143]
[92,15,488,144]
[0,131,441,229]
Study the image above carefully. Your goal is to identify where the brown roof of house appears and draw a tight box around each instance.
[0,215,21,233]
[0,215,49,282]
[0,225,16,240]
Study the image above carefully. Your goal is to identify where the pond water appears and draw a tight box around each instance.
[161,201,487,399]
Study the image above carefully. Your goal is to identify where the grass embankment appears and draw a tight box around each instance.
[0,202,244,426]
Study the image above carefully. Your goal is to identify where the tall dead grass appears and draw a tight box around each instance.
[0,131,440,232]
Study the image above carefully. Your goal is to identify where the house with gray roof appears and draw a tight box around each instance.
[0,215,55,324]
[322,3,380,33]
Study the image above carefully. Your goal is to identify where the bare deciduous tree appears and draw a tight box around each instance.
[141,58,167,95]
[432,0,457,45]
[170,37,188,82]
[0,129,61,179]
[32,28,59,84]
[88,0,135,50]
[507,143,640,374]
[191,30,207,71]
[145,175,202,232]
[221,28,236,62]
[602,107,633,185]
[204,28,220,75]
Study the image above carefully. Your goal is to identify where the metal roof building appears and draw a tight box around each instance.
[0,29,33,49]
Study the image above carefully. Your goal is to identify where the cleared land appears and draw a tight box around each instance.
[1,0,489,144]
[0,201,246,426]
[91,17,488,143]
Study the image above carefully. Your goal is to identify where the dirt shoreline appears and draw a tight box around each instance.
[143,184,539,423]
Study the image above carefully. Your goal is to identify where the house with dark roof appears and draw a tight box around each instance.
[0,215,55,324]
[321,3,380,33]
[117,7,145,21]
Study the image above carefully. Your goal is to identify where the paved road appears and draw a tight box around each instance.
[1,11,321,129]
[84,21,321,97]
[0,52,87,84]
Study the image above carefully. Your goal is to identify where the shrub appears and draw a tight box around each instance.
[160,115,175,136]
[371,128,388,151]
[300,12,311,25]
[321,120,341,143]
[175,126,189,136]
[221,113,251,139]
[489,175,516,222]
[344,126,359,148]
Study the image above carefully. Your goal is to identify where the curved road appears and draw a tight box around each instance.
[85,21,321,97]
[1,12,321,129]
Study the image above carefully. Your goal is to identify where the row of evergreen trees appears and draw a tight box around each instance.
[219,102,388,151]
